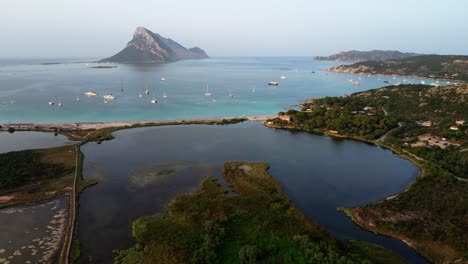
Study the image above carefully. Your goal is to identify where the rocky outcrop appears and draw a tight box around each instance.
[101,27,208,63]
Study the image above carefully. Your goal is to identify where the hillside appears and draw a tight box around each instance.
[101,27,208,63]
[314,50,420,62]
[329,55,468,80]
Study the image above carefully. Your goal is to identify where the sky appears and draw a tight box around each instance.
[1,0,467,58]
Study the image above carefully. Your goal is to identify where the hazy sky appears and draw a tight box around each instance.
[1,0,467,58]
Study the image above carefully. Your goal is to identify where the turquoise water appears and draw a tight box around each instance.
[0,57,431,124]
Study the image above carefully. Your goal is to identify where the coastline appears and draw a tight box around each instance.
[1,115,276,142]
[327,68,465,83]
[2,115,275,131]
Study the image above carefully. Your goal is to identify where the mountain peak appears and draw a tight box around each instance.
[101,27,208,63]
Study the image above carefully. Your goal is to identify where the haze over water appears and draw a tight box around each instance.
[0,57,434,124]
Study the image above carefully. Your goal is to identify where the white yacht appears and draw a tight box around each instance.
[103,94,116,100]
[85,91,97,97]
[351,81,360,86]
[268,81,279,86]
[58,98,62,107]
[280,76,287,80]
[151,98,157,104]
[48,102,55,106]
[161,77,166,82]
[145,83,150,95]
[163,91,167,98]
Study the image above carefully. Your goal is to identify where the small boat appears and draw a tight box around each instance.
[351,81,360,87]
[145,83,150,95]
[229,90,233,98]
[85,91,97,97]
[139,94,143,98]
[161,77,166,82]
[204,84,212,96]
[151,98,157,104]
[48,102,55,106]
[268,81,279,86]
[163,92,167,98]
[76,98,80,101]
[252,88,256,93]
[383,80,390,84]
[103,94,116,100]
[280,76,287,80]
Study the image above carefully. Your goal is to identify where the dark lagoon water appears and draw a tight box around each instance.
[0,131,72,153]
[78,122,428,264]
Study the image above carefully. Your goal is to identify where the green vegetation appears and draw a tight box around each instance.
[330,55,468,81]
[114,162,405,264]
[0,145,76,208]
[70,239,81,263]
[266,84,468,263]
[0,146,75,191]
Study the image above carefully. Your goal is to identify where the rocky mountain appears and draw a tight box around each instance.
[329,55,468,80]
[101,27,208,63]
[314,50,420,62]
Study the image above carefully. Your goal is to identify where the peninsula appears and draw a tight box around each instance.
[329,55,468,81]
[314,50,420,62]
[101,27,209,63]
[114,162,407,264]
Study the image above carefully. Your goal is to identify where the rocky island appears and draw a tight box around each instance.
[101,27,208,63]
[314,50,420,62]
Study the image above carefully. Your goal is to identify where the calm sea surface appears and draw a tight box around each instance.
[77,122,428,264]
[0,57,432,124]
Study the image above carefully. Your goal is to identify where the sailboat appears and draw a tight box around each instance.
[252,88,256,93]
[145,82,150,95]
[151,84,157,104]
[204,84,212,96]
[163,91,167,98]
[57,97,63,107]
[229,89,233,98]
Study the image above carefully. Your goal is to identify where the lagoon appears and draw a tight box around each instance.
[77,122,428,264]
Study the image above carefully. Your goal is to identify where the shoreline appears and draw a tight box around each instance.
[327,68,465,83]
[1,115,276,131]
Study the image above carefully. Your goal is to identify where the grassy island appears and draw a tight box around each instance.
[266,84,467,263]
[114,162,407,264]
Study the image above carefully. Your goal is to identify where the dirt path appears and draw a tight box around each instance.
[61,145,78,264]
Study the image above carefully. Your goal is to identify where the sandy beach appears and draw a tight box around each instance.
[2,115,277,131]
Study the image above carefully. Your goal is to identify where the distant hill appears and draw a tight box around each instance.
[101,27,208,63]
[329,55,468,80]
[314,50,420,62]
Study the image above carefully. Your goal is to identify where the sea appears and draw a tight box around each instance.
[0,57,433,124]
